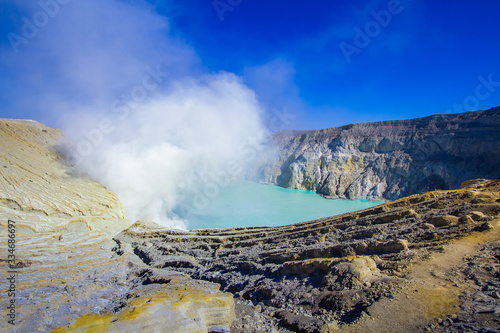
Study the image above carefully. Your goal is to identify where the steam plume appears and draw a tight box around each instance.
[0,0,270,228]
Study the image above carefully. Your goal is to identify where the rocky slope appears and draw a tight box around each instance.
[256,107,500,201]
[116,178,500,332]
[0,119,127,236]
[0,119,235,332]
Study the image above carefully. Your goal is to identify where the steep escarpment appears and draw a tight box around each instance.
[257,107,500,201]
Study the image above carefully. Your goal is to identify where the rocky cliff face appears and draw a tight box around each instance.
[256,107,500,201]
[0,119,125,230]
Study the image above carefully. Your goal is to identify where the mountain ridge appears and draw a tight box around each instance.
[277,107,500,134]
[257,107,500,201]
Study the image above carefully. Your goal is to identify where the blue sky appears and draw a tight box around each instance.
[1,0,500,130]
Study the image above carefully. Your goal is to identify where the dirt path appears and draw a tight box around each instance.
[340,218,500,333]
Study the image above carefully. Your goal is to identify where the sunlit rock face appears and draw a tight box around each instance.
[257,107,500,201]
[0,119,235,332]
[0,119,124,221]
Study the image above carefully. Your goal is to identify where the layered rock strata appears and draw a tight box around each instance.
[256,107,500,201]
[0,226,234,332]
[116,179,500,332]
[0,120,124,223]
[0,119,235,332]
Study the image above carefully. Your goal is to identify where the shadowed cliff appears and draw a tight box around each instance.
[257,107,500,201]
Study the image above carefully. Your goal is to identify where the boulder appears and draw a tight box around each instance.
[429,215,459,227]
[469,211,485,220]
[369,239,409,253]
[458,215,474,225]
[324,256,379,289]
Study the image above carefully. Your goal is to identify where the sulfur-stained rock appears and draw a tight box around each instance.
[52,284,235,333]
[429,215,459,227]
[111,178,500,331]
[0,119,236,333]
[329,256,379,288]
[282,258,339,276]
[0,120,125,219]
[370,239,409,254]
[375,209,418,224]
[458,215,475,225]
[469,211,486,220]
[2,118,500,332]
[460,179,488,189]
[0,223,236,333]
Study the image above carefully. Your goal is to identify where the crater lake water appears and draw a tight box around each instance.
[183,180,383,230]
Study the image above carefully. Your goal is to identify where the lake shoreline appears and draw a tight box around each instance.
[184,180,383,230]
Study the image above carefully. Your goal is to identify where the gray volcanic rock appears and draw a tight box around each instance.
[115,179,500,332]
[255,107,500,201]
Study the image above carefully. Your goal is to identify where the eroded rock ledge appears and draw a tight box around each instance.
[115,178,500,332]
[256,107,500,201]
[0,119,127,235]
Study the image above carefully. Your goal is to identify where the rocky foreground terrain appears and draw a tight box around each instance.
[116,178,500,332]
[0,114,499,333]
[256,107,500,201]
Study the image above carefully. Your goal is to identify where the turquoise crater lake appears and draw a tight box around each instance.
[183,180,383,230]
